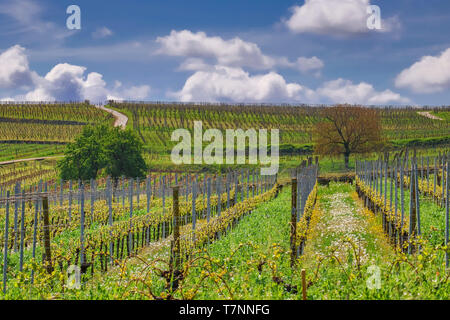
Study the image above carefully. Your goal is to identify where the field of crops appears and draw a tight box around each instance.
[0,101,449,301]
[0,150,447,300]
[0,168,281,298]
[0,102,113,147]
[109,102,450,154]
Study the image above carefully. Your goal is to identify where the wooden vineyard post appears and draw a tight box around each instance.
[246,170,250,200]
[2,192,10,294]
[42,196,53,274]
[241,170,245,202]
[162,176,166,238]
[13,183,20,252]
[226,174,230,209]
[107,177,114,265]
[136,177,140,208]
[146,175,151,214]
[60,179,63,206]
[69,180,73,222]
[217,175,222,218]
[296,170,301,223]
[19,190,25,272]
[409,161,417,255]
[128,179,133,254]
[290,177,298,268]
[301,269,307,301]
[415,161,422,241]
[30,183,41,284]
[434,157,437,203]
[442,157,447,208]
[170,185,181,291]
[206,177,211,224]
[192,179,197,243]
[446,160,449,268]
[122,177,125,209]
[400,158,405,249]
[427,157,430,193]
[90,179,95,224]
[79,184,86,270]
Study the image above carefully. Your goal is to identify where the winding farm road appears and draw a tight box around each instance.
[96,105,128,129]
[0,105,129,166]
[417,111,443,121]
[0,156,63,166]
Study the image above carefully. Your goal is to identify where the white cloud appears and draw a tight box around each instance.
[92,27,113,39]
[25,64,151,103]
[170,65,318,103]
[108,84,151,101]
[172,70,408,104]
[156,30,276,70]
[0,45,37,88]
[0,0,73,40]
[318,78,410,104]
[284,0,398,35]
[0,45,150,103]
[395,48,450,94]
[177,58,213,72]
[156,30,326,76]
[293,56,324,74]
[25,63,108,102]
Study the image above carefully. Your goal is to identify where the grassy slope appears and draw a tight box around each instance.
[81,187,299,300]
[301,182,450,299]
[2,181,449,300]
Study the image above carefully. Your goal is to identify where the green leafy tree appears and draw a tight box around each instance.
[57,124,108,180]
[103,127,148,180]
[57,124,148,181]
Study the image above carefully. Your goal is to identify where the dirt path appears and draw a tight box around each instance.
[96,105,128,129]
[417,111,443,121]
[302,183,392,267]
[0,105,128,165]
[0,155,63,166]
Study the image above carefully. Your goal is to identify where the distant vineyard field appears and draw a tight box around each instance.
[432,110,450,121]
[109,102,450,153]
[0,102,113,144]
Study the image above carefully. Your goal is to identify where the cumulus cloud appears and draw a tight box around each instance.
[284,0,399,35]
[156,30,324,75]
[172,70,408,105]
[170,65,318,103]
[395,48,450,94]
[25,64,150,103]
[0,45,37,88]
[0,45,150,103]
[177,58,214,72]
[293,56,324,75]
[92,27,113,39]
[156,30,276,70]
[25,63,106,102]
[108,82,151,101]
[318,78,410,104]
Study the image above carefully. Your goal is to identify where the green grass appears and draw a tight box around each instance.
[370,177,447,246]
[298,182,450,300]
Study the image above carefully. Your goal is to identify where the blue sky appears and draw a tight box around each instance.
[0,0,450,105]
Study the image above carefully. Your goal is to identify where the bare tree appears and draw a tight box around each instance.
[313,105,383,170]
